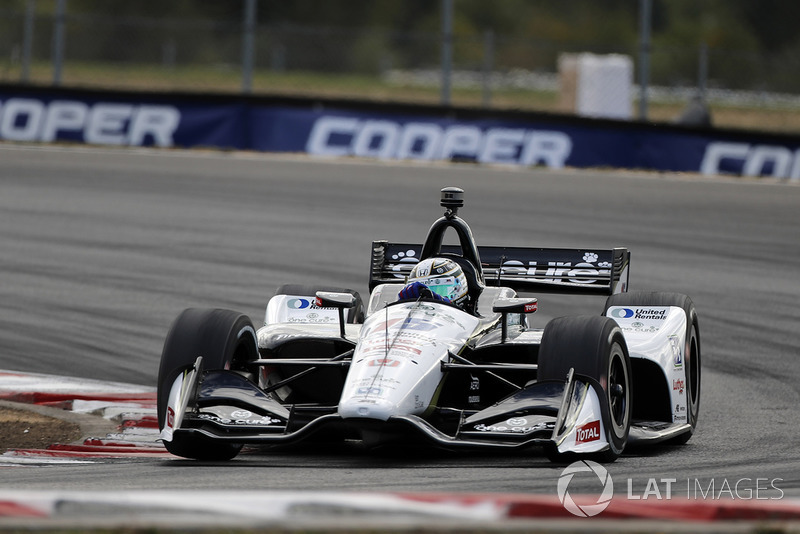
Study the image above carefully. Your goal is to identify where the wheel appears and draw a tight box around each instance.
[275,284,364,323]
[604,291,701,444]
[538,315,632,463]
[156,308,259,460]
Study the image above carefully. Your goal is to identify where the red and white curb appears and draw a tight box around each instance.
[2,370,800,525]
[0,491,799,523]
[0,370,167,462]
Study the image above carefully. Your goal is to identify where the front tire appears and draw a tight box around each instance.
[538,315,632,463]
[604,291,701,444]
[157,308,259,460]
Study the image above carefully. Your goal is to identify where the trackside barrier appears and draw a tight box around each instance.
[1,84,799,181]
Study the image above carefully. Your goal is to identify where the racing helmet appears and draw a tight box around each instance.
[407,257,469,305]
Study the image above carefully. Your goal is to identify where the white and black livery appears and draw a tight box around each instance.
[157,187,701,463]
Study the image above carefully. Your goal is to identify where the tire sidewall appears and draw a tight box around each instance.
[156,308,258,430]
[538,315,632,459]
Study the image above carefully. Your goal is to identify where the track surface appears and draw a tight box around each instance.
[1,144,798,497]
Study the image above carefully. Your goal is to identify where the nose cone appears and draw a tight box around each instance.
[338,397,397,421]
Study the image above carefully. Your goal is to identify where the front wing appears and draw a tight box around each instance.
[160,360,639,456]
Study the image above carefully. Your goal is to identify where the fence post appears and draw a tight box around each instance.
[482,29,494,108]
[242,0,257,94]
[52,0,66,86]
[638,0,651,120]
[440,0,453,106]
[698,42,708,100]
[22,0,35,83]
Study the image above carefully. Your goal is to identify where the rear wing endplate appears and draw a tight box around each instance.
[369,241,630,296]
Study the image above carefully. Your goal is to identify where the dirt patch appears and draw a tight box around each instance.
[0,406,83,453]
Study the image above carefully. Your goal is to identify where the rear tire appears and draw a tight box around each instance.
[604,291,701,444]
[157,308,259,460]
[538,315,632,463]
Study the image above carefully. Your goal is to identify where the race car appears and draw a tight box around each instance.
[157,187,701,463]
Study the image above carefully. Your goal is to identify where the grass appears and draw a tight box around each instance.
[2,61,799,134]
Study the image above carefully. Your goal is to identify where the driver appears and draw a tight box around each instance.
[397,257,469,308]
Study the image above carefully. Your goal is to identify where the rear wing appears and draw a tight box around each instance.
[369,241,630,296]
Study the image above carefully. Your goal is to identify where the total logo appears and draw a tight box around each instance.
[575,420,601,444]
[557,460,614,517]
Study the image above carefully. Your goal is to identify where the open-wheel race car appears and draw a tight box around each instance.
[157,187,700,463]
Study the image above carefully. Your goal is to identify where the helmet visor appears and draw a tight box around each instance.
[422,276,458,299]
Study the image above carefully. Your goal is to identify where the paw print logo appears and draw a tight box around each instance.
[391,249,419,279]
[583,252,599,264]
[598,262,611,268]
[391,249,418,262]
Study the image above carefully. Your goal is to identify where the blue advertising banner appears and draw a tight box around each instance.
[1,88,798,181]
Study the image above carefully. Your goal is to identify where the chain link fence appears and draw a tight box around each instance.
[1,4,799,133]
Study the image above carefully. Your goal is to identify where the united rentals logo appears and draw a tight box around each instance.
[557,460,614,517]
[609,307,667,320]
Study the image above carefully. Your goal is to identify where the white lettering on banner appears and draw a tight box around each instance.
[701,141,800,181]
[0,98,180,146]
[353,120,399,159]
[87,103,133,145]
[397,122,442,160]
[441,125,481,160]
[0,98,43,141]
[41,100,88,142]
[306,116,573,168]
[480,128,525,164]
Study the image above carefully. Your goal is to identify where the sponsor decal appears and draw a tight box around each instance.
[368,358,400,367]
[669,335,683,368]
[575,420,601,444]
[390,249,420,278]
[610,307,666,320]
[356,387,383,396]
[610,308,635,319]
[673,379,685,394]
[499,256,608,286]
[198,413,282,426]
[362,317,441,335]
[524,302,538,313]
[166,407,175,429]
[0,98,180,146]
[472,420,549,433]
[306,116,573,168]
[287,298,315,310]
[469,374,480,391]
